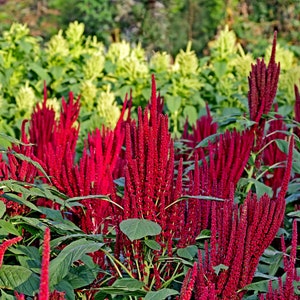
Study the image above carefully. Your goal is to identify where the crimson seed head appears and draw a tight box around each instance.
[248,32,280,123]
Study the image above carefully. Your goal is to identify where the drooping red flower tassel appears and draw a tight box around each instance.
[0,236,22,266]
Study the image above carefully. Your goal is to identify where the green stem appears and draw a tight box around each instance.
[101,248,134,278]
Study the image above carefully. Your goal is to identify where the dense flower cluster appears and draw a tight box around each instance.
[0,33,299,299]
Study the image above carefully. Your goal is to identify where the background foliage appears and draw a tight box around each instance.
[0,1,300,57]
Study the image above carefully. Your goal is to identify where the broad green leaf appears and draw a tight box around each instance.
[293,280,300,295]
[114,177,125,187]
[94,287,146,298]
[16,246,41,271]
[14,272,40,295]
[275,139,300,173]
[0,201,6,218]
[66,265,98,289]
[144,288,179,300]
[244,279,278,292]
[238,178,273,199]
[94,278,146,298]
[0,133,34,147]
[254,272,277,280]
[0,290,15,300]
[183,105,198,125]
[196,229,211,240]
[50,233,103,248]
[0,265,32,290]
[213,264,229,275]
[54,280,75,300]
[38,207,64,221]
[9,151,51,182]
[2,192,42,213]
[167,195,224,211]
[47,219,82,233]
[50,239,104,286]
[29,62,50,81]
[166,96,181,113]
[120,219,161,241]
[0,220,20,236]
[177,245,198,260]
[112,278,145,289]
[286,193,300,204]
[214,60,227,78]
[144,240,161,251]
[66,194,123,210]
[287,210,300,217]
[196,133,221,148]
[14,217,47,230]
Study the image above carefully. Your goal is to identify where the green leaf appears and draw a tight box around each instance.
[0,290,15,300]
[144,240,161,251]
[213,264,229,275]
[177,245,198,260]
[144,288,179,300]
[0,133,34,147]
[214,60,227,78]
[0,220,20,236]
[94,278,146,298]
[66,264,98,289]
[238,178,273,198]
[244,279,278,293]
[112,278,145,289]
[293,280,300,295]
[66,194,123,210]
[38,207,64,221]
[196,229,211,240]
[50,238,104,286]
[14,272,40,295]
[183,105,198,125]
[287,210,300,217]
[29,62,50,81]
[275,139,300,173]
[2,192,42,213]
[166,96,181,113]
[196,133,221,148]
[119,219,161,241]
[50,233,103,248]
[54,280,75,300]
[0,265,32,290]
[14,217,47,230]
[0,201,6,218]
[8,151,51,182]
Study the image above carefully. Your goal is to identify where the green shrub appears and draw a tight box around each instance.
[0,22,299,140]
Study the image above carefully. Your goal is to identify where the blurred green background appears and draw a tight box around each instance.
[0,0,299,57]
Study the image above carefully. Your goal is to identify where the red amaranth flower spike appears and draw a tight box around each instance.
[262,115,288,195]
[179,129,254,247]
[114,77,184,287]
[183,136,294,299]
[294,84,300,139]
[181,104,218,161]
[0,236,22,266]
[180,262,198,300]
[259,220,299,300]
[248,32,280,123]
[39,227,50,300]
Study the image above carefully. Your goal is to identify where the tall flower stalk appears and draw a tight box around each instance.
[113,75,184,288]
[181,136,293,299]
[259,220,299,300]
